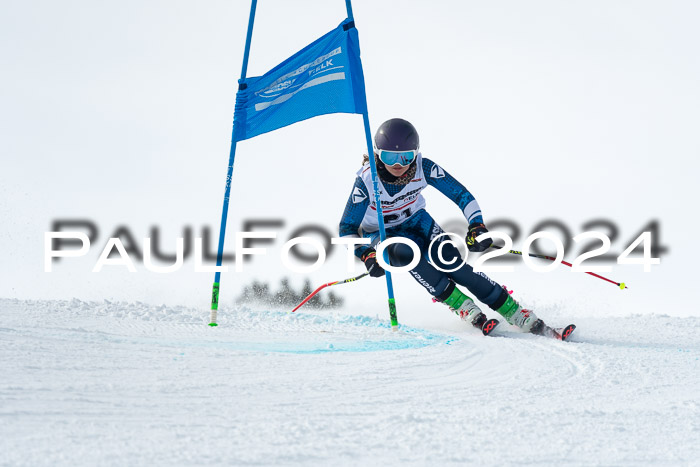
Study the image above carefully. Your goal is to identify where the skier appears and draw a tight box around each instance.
[339,118,559,337]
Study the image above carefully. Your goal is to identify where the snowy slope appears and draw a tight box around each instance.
[1,298,698,466]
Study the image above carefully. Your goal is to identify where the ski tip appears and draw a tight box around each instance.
[482,318,499,336]
[560,324,576,341]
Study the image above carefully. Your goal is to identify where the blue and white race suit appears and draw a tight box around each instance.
[338,155,506,307]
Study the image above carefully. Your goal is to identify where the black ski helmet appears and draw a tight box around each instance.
[374,118,419,152]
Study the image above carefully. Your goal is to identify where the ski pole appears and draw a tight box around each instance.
[489,245,628,289]
[291,272,369,313]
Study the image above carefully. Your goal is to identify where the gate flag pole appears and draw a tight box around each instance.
[209,0,400,329]
[209,0,258,326]
[345,0,400,330]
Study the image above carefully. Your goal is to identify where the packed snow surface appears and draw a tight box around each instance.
[1,298,699,466]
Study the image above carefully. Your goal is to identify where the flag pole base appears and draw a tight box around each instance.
[388,298,398,330]
[209,283,220,327]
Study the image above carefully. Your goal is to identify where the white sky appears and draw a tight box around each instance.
[1,0,698,320]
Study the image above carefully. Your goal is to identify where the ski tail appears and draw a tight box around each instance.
[559,324,576,341]
[481,318,499,336]
[533,320,577,341]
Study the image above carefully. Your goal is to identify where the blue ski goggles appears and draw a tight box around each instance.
[375,149,417,167]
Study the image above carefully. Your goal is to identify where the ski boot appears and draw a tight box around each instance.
[442,287,484,326]
[495,293,540,333]
[494,292,575,339]
[434,285,499,335]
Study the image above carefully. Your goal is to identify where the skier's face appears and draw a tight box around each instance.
[385,163,411,177]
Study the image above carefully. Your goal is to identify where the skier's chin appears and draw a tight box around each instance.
[389,167,408,176]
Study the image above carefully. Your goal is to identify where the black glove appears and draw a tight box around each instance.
[361,249,385,278]
[466,223,493,252]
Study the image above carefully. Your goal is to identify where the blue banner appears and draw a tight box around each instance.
[232,19,367,142]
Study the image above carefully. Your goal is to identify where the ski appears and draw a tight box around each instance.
[482,320,576,340]
[470,314,575,340]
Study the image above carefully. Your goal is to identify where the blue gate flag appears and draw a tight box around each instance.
[233,19,367,142]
